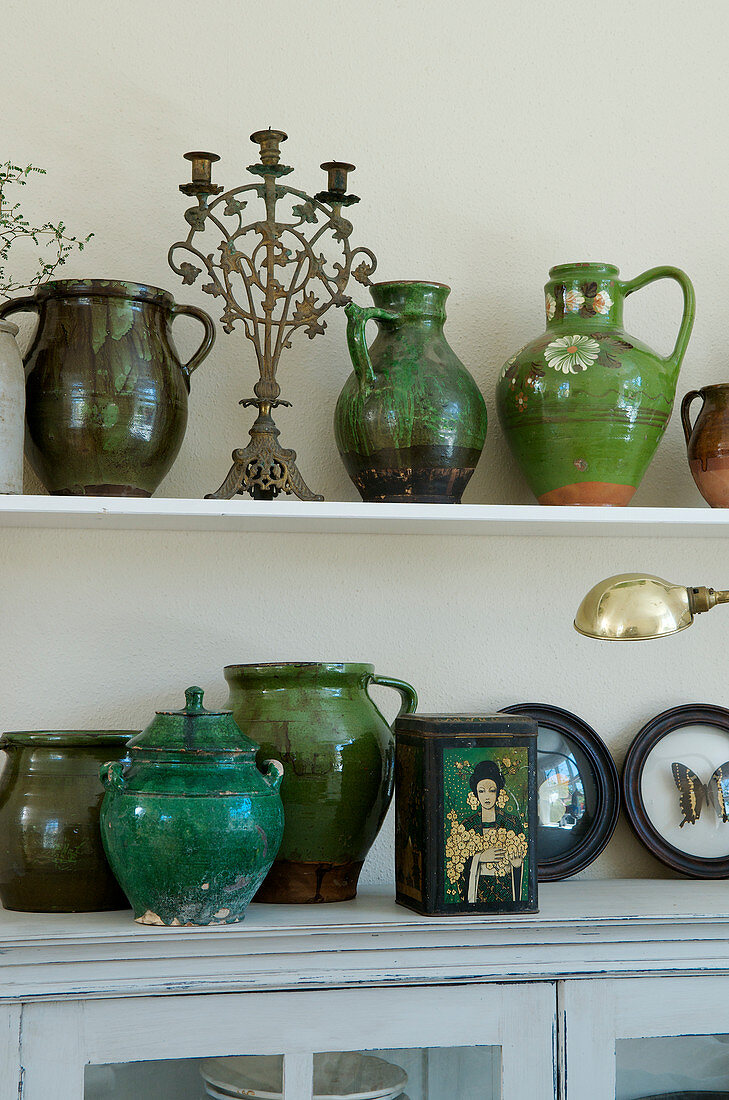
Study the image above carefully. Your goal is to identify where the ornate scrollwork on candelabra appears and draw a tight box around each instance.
[168,129,377,500]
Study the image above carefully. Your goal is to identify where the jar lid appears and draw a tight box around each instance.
[128,686,259,755]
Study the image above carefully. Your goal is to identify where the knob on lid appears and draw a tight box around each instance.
[127,686,259,754]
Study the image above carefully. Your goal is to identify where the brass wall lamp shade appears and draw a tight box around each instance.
[574,573,729,640]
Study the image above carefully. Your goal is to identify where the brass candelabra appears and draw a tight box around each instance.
[168,128,377,500]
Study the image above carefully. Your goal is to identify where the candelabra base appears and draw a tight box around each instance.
[205,406,323,502]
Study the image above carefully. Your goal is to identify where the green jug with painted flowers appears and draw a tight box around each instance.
[496,262,695,505]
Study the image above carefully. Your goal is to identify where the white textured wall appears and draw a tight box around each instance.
[2,0,728,884]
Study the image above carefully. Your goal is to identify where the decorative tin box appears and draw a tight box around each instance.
[394,714,538,915]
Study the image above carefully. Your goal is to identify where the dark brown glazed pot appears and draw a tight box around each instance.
[682,385,729,507]
[0,731,134,912]
[0,279,215,496]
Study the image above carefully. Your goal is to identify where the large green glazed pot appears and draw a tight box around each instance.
[0,279,215,496]
[0,731,133,913]
[99,687,284,925]
[496,263,695,505]
[224,662,418,903]
[335,282,487,503]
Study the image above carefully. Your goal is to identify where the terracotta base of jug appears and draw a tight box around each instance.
[254,859,364,904]
[537,481,636,506]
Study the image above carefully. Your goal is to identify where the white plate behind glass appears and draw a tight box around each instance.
[201,1053,408,1100]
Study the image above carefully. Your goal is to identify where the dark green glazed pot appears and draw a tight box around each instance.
[100,687,284,925]
[336,282,487,503]
[496,263,695,505]
[0,279,215,496]
[224,662,418,903]
[0,731,133,913]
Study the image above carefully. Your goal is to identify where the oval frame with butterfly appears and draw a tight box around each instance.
[622,703,729,878]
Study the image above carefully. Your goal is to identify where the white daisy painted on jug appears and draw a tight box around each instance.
[545,293,556,321]
[564,289,585,313]
[544,334,600,374]
[593,289,613,315]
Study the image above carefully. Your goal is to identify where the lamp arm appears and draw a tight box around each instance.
[688,587,729,615]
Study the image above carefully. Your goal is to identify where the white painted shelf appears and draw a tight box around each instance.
[0,495,725,536]
[3,880,729,1000]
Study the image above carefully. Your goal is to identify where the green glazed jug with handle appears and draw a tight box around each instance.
[496,262,695,505]
[224,661,418,903]
[335,281,487,503]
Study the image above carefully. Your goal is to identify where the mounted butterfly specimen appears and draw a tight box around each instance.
[671,761,729,827]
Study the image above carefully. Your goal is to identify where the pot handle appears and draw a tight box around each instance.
[261,758,284,793]
[100,760,125,792]
[619,267,695,375]
[680,389,705,445]
[344,302,399,389]
[366,674,418,725]
[0,294,39,336]
[170,302,216,382]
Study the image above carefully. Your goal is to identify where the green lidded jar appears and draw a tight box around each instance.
[0,730,133,912]
[100,687,284,925]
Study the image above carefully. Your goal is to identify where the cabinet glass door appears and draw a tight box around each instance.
[21,983,555,1100]
[563,976,729,1100]
[87,1045,502,1100]
[616,1034,729,1098]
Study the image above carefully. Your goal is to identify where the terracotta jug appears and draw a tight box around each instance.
[496,263,695,505]
[224,662,418,903]
[681,385,729,507]
[335,282,487,503]
[0,279,215,496]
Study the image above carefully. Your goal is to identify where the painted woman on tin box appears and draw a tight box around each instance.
[457,759,527,904]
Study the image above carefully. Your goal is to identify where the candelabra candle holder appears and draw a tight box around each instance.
[168,129,378,500]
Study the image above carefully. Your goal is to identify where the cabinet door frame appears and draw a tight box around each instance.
[0,1005,21,1100]
[19,980,556,1100]
[562,973,729,1100]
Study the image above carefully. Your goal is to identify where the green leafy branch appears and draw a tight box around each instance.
[0,162,93,300]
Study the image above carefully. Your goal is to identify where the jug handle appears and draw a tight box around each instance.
[619,267,695,375]
[680,389,705,445]
[0,294,39,337]
[261,758,284,793]
[100,760,125,792]
[365,674,418,725]
[345,302,399,388]
[170,303,216,383]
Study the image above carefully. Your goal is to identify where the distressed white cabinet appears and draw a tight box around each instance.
[6,880,729,1099]
[16,984,555,1100]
